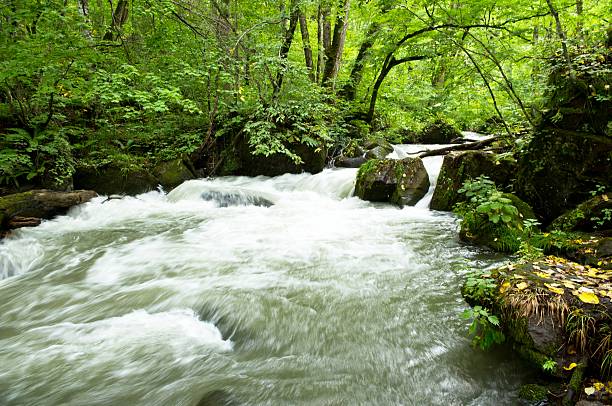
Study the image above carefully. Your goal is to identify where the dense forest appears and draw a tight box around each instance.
[0,0,609,188]
[1,0,611,405]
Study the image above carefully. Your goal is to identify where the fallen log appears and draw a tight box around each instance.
[418,137,499,158]
[0,189,97,232]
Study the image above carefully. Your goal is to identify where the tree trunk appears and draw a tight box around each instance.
[341,21,379,99]
[273,1,299,98]
[321,0,350,87]
[366,55,427,123]
[298,10,315,81]
[545,0,572,77]
[77,0,93,39]
[316,3,331,84]
[103,0,129,40]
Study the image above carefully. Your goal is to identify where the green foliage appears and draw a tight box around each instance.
[462,305,505,350]
[463,270,497,303]
[542,358,557,373]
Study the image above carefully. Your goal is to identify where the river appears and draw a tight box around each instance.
[0,148,532,405]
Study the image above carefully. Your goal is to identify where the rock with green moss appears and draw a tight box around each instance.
[463,257,612,380]
[226,135,327,177]
[363,137,394,160]
[458,193,536,253]
[515,54,611,224]
[74,165,159,195]
[0,189,97,231]
[430,150,517,211]
[415,119,462,144]
[153,159,194,190]
[519,384,549,402]
[355,158,429,206]
[550,194,612,232]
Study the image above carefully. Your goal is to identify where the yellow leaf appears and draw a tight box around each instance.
[603,194,609,202]
[584,386,596,396]
[577,291,600,304]
[563,281,577,289]
[516,282,529,290]
[594,382,605,391]
[563,362,577,371]
[514,274,526,279]
[536,271,550,278]
[545,283,564,295]
[500,282,511,294]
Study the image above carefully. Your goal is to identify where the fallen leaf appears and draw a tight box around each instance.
[563,362,577,370]
[594,382,605,391]
[500,282,511,294]
[545,283,564,295]
[563,281,577,289]
[536,271,551,279]
[585,386,596,396]
[576,291,600,304]
[516,282,529,290]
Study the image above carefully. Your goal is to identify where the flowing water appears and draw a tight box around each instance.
[0,161,532,405]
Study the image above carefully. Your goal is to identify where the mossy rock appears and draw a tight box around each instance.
[228,135,327,177]
[355,158,429,206]
[464,257,612,378]
[458,193,536,253]
[515,128,612,225]
[430,150,517,211]
[519,384,549,402]
[415,119,462,144]
[153,159,194,190]
[550,194,612,232]
[74,165,159,195]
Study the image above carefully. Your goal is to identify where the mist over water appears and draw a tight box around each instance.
[0,166,531,405]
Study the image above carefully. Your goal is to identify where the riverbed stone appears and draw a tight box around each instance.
[355,157,429,206]
[430,150,517,211]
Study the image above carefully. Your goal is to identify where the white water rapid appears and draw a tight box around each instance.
[0,163,531,405]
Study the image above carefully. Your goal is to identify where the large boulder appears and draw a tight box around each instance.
[430,151,517,211]
[463,257,612,379]
[153,159,195,190]
[363,137,394,160]
[222,135,327,177]
[515,128,612,225]
[0,189,97,232]
[415,119,462,144]
[458,192,536,252]
[74,165,159,195]
[550,194,612,232]
[74,159,194,195]
[355,157,429,206]
[515,51,611,224]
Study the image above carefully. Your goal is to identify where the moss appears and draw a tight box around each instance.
[519,384,548,402]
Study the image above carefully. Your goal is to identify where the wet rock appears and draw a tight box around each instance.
[0,189,97,231]
[430,150,517,211]
[335,156,367,168]
[550,194,612,232]
[200,189,273,207]
[415,119,462,144]
[355,158,429,206]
